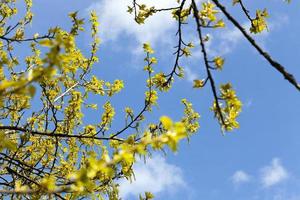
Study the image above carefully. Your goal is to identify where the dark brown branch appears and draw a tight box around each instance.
[212,0,300,91]
[5,167,66,200]
[165,0,187,84]
[0,126,123,141]
[0,33,55,43]
[0,153,49,176]
[238,0,252,21]
[191,0,226,128]
[110,53,153,139]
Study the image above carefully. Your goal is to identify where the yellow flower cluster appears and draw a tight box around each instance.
[149,72,170,91]
[86,76,124,96]
[250,9,269,34]
[106,80,124,96]
[212,83,242,132]
[145,90,158,110]
[193,79,205,88]
[64,91,84,133]
[130,4,156,24]
[69,116,190,194]
[199,1,225,28]
[181,99,201,134]
[100,101,115,130]
[143,42,154,54]
[213,56,225,70]
[172,8,191,22]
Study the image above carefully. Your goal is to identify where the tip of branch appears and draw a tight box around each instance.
[297,84,300,91]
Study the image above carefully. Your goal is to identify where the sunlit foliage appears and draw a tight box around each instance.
[0,0,298,199]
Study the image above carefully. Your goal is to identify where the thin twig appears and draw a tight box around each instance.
[192,0,226,129]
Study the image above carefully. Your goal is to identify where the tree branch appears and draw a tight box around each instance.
[0,126,123,141]
[212,0,300,91]
[191,0,226,129]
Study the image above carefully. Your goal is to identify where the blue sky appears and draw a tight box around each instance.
[27,0,300,199]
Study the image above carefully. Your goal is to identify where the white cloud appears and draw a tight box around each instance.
[231,170,251,185]
[91,0,204,47]
[260,158,289,188]
[184,67,198,83]
[92,0,178,46]
[90,0,289,54]
[210,14,289,56]
[268,14,289,31]
[119,154,186,199]
[272,193,300,200]
[189,23,248,57]
[217,25,245,55]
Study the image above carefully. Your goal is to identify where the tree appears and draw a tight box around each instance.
[0,0,298,199]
